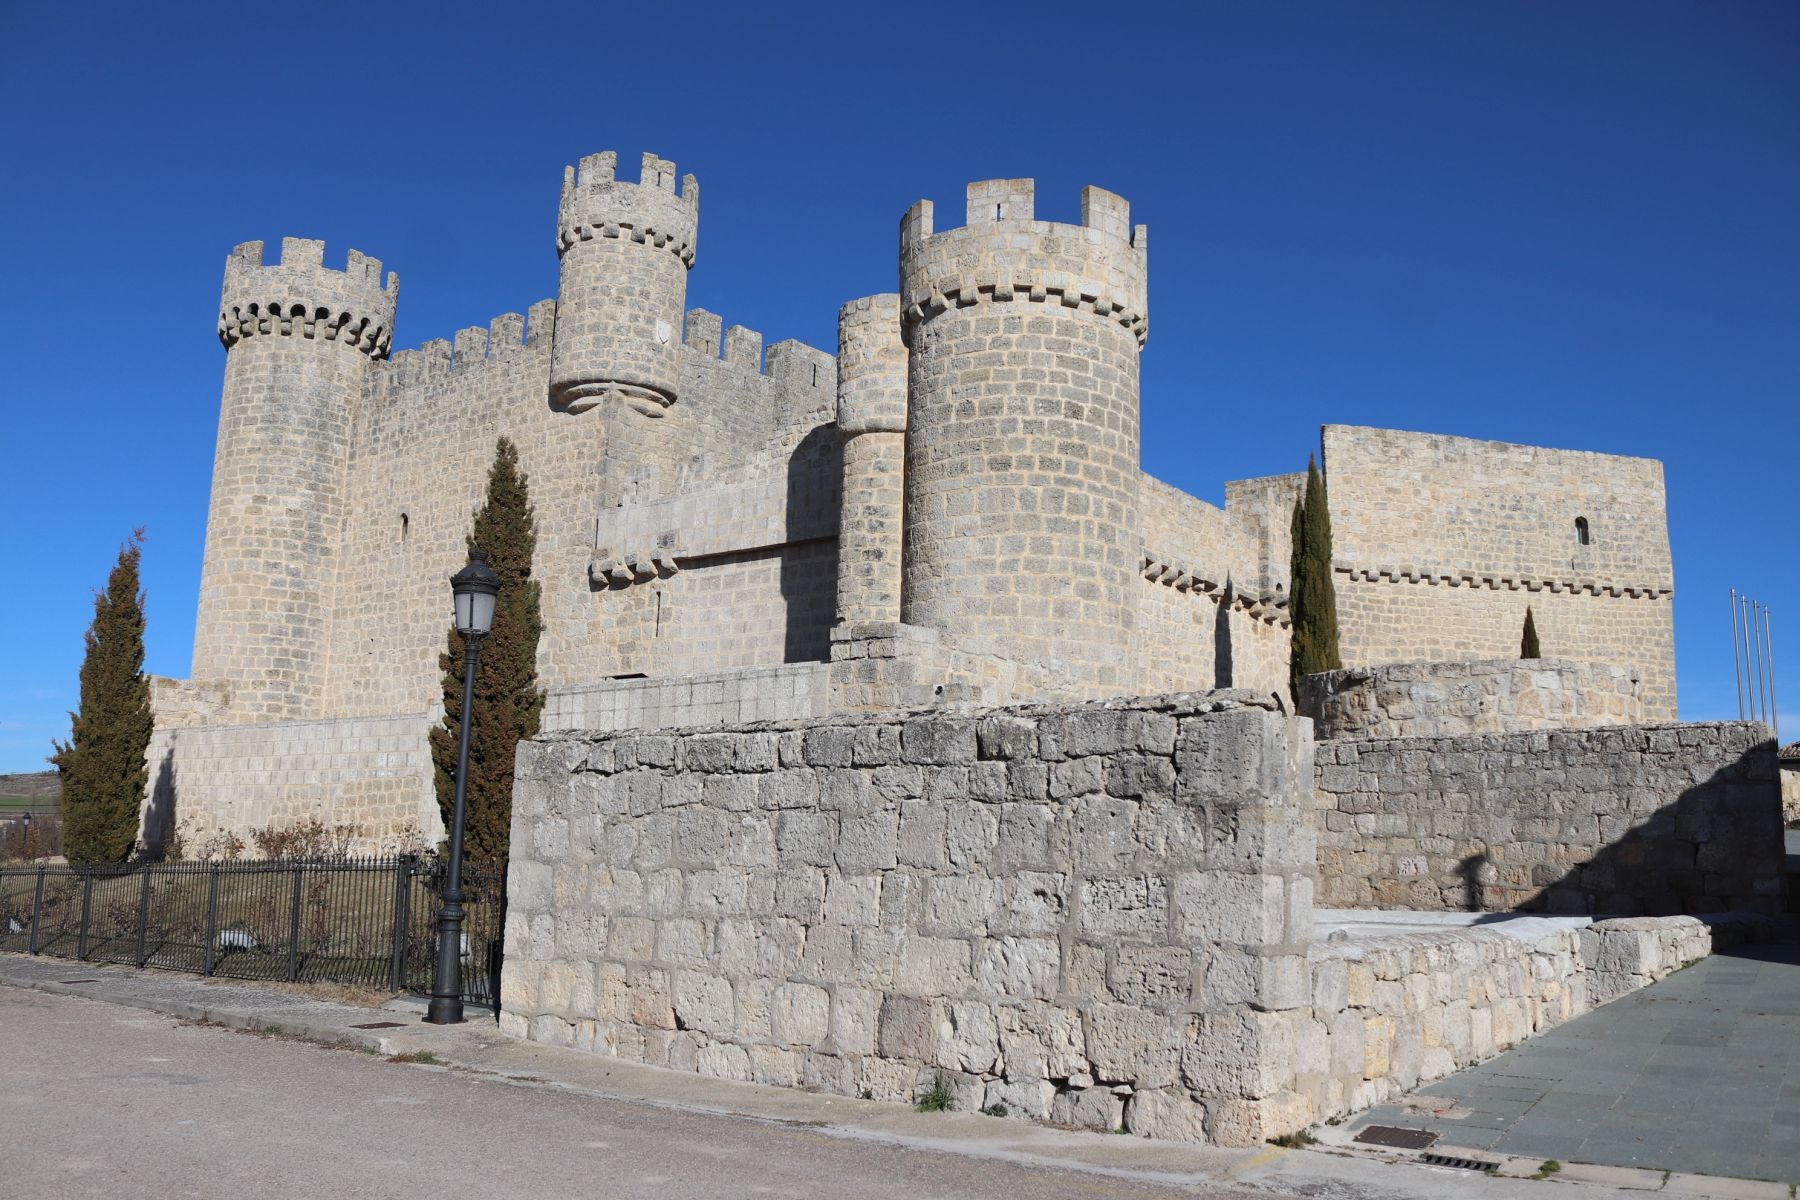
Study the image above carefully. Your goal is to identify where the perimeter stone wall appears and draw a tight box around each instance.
[1302,913,1773,1121]
[142,711,436,851]
[1298,658,1647,741]
[500,692,1319,1146]
[1315,722,1785,915]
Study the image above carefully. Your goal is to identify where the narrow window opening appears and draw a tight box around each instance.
[995,203,1003,220]
[1574,516,1590,546]
[811,362,819,387]
[400,512,409,541]
[654,590,664,638]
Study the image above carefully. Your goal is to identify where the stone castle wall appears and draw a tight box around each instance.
[1315,721,1784,914]
[154,152,1682,851]
[501,694,1320,1146]
[1299,658,1647,741]
[1319,425,1676,717]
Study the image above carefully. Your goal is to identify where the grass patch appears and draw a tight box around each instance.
[914,1072,954,1113]
[1532,1160,1562,1180]
[1269,1130,1318,1149]
[387,1049,442,1065]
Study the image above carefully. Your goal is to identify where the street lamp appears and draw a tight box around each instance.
[427,548,499,1025]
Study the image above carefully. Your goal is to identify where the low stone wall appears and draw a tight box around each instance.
[1315,721,1784,914]
[141,714,438,852]
[1302,912,1772,1120]
[1299,658,1645,741]
[542,664,831,733]
[502,692,1318,1146]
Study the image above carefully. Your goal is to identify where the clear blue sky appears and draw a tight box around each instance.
[2,1,1794,772]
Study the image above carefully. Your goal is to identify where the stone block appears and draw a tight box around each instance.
[1084,1004,1179,1088]
[876,993,946,1061]
[1124,1089,1208,1142]
[1050,1084,1124,1131]
[901,717,976,765]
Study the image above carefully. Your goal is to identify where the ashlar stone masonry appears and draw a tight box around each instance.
[502,693,1318,1146]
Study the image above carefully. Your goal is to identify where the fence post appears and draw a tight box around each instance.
[388,855,415,993]
[202,865,220,977]
[29,865,45,954]
[135,868,152,968]
[286,862,304,982]
[76,872,94,961]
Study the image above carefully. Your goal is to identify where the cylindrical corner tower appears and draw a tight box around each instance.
[550,151,698,416]
[898,179,1149,693]
[195,237,397,722]
[835,294,908,626]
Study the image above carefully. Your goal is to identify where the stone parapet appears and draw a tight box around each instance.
[1299,657,1646,741]
[1299,911,1773,1124]
[541,665,831,734]
[501,692,1316,1146]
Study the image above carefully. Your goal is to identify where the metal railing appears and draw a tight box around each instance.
[0,856,505,1010]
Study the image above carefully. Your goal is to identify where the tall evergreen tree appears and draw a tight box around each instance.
[1520,606,1542,659]
[1288,456,1342,696]
[430,438,543,868]
[52,530,153,864]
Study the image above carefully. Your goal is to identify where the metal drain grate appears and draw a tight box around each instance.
[1354,1125,1439,1150]
[350,1021,406,1029]
[1421,1150,1499,1173]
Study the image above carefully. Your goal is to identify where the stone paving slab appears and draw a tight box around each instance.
[1337,941,1800,1186]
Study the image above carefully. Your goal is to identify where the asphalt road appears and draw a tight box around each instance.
[0,987,1253,1200]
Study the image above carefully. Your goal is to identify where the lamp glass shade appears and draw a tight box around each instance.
[450,550,501,635]
[454,588,497,635]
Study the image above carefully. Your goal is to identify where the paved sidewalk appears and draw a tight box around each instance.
[0,950,1678,1200]
[1336,940,1800,1189]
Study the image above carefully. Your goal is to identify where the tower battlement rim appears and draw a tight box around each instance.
[218,238,397,359]
[898,181,1148,346]
[556,150,699,266]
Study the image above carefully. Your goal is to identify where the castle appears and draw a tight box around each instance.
[145,150,1677,847]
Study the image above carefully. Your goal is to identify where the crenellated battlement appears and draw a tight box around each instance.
[556,150,699,266]
[219,237,399,359]
[898,179,1149,346]
[384,301,556,392]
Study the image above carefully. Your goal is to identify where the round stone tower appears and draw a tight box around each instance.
[197,237,397,721]
[835,294,908,626]
[550,151,698,415]
[898,180,1149,693]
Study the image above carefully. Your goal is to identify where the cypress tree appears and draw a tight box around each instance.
[1520,606,1542,659]
[430,438,543,868]
[1288,456,1343,696]
[52,530,153,864]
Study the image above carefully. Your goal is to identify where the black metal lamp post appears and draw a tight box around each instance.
[427,548,499,1025]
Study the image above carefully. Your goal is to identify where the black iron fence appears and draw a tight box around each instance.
[0,856,505,1010]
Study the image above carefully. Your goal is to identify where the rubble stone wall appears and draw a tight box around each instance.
[1315,721,1785,914]
[501,693,1319,1146]
[1299,658,1647,741]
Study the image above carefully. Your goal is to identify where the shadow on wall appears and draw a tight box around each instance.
[1517,743,1786,916]
[1457,852,1494,912]
[1213,578,1235,689]
[140,748,177,861]
[781,424,841,664]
